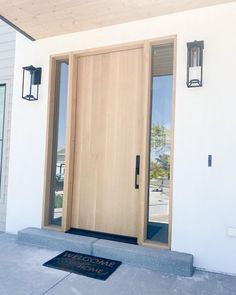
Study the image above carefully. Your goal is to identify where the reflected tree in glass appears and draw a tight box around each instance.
[150,124,170,181]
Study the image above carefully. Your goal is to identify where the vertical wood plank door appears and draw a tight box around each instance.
[71,48,144,237]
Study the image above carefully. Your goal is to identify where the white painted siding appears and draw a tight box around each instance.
[0,20,16,231]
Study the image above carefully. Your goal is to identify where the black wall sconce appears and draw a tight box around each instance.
[187,40,204,87]
[22,65,42,101]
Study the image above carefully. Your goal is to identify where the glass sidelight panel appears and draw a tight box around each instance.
[50,61,69,225]
[147,44,174,244]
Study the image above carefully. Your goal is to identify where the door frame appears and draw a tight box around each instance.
[42,35,177,249]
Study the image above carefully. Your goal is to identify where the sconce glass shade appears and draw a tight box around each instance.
[187,40,204,87]
[22,65,42,101]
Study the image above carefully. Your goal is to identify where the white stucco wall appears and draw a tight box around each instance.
[6,2,236,274]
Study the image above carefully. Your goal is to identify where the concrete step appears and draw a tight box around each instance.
[17,227,97,254]
[17,228,194,277]
[93,239,194,277]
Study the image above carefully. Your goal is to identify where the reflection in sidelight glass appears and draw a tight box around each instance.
[50,61,69,225]
[147,44,174,244]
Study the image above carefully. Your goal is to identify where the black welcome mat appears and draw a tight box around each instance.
[43,251,122,280]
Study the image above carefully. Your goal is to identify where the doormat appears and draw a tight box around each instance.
[43,251,122,280]
[66,228,138,245]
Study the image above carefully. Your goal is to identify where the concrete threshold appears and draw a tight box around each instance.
[17,227,194,277]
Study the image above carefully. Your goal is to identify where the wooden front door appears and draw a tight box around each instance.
[71,47,144,237]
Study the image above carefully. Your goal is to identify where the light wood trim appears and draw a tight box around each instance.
[49,53,71,61]
[142,240,169,250]
[73,41,144,57]
[49,36,176,60]
[43,225,62,232]
[146,36,176,46]
[138,40,152,245]
[62,53,77,231]
[49,42,143,62]
[139,36,177,249]
[42,53,70,228]
[42,56,57,227]
[168,36,177,249]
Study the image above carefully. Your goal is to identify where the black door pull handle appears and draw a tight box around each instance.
[135,155,140,189]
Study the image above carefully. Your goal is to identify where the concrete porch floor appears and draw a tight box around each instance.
[0,233,236,295]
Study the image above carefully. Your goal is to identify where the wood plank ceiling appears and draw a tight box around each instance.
[0,0,235,40]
